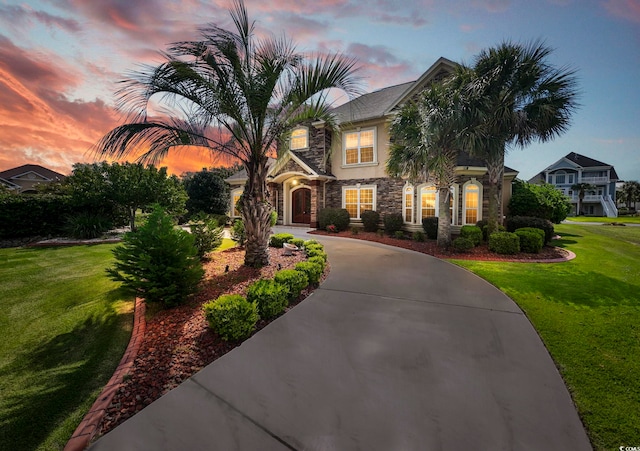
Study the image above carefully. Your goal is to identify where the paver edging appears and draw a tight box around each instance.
[64,297,146,451]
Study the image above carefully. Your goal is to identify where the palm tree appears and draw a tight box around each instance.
[387,80,466,247]
[94,0,360,267]
[461,41,580,233]
[571,182,596,215]
[620,180,640,210]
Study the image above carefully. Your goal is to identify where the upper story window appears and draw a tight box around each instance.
[555,171,566,184]
[290,127,308,150]
[343,128,376,165]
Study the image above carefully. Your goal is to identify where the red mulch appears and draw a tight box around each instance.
[309,230,570,262]
[97,247,322,437]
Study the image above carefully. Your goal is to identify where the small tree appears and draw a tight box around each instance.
[183,169,230,217]
[571,182,596,216]
[107,206,204,308]
[619,181,640,210]
[509,180,571,223]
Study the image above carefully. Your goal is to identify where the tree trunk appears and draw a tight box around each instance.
[241,156,272,267]
[485,151,504,234]
[129,207,136,232]
[436,186,451,248]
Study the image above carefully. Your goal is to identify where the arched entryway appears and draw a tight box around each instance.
[292,187,311,224]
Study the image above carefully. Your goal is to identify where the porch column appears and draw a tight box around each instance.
[310,180,320,228]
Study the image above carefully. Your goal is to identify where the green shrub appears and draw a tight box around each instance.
[384,212,404,235]
[246,279,288,319]
[350,226,359,235]
[459,225,482,247]
[360,210,380,232]
[515,229,544,253]
[394,230,405,239]
[203,294,259,341]
[209,214,230,226]
[270,210,278,226]
[107,206,204,308]
[413,231,426,242]
[318,208,350,231]
[304,243,324,252]
[0,193,76,239]
[274,269,309,300]
[508,180,571,223]
[476,219,489,241]
[516,227,545,242]
[422,217,438,239]
[376,229,385,237]
[269,233,294,248]
[231,218,246,246]
[65,212,113,239]
[506,216,554,244]
[189,213,224,258]
[308,255,326,272]
[488,232,520,255]
[306,248,327,261]
[295,261,323,285]
[303,239,319,248]
[452,237,475,253]
[289,238,305,248]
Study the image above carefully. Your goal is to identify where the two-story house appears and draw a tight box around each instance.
[226,57,519,230]
[0,164,66,193]
[528,152,619,217]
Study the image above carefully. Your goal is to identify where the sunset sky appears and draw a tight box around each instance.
[1,0,639,181]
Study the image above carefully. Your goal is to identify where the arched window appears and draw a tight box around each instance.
[230,187,243,218]
[403,184,414,223]
[420,185,437,219]
[462,179,482,225]
[290,127,308,150]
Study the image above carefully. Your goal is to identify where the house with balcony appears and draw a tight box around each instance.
[226,57,519,230]
[528,152,619,217]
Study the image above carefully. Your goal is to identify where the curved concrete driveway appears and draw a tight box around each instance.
[91,232,590,450]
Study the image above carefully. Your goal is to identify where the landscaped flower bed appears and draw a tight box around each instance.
[97,246,327,438]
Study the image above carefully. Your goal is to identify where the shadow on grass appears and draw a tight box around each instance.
[0,312,129,450]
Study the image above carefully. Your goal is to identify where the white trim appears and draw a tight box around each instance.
[462,179,482,225]
[230,187,243,218]
[417,184,458,225]
[342,127,377,166]
[402,183,414,223]
[341,184,377,219]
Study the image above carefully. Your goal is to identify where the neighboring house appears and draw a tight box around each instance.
[529,152,619,217]
[0,164,66,193]
[226,57,519,230]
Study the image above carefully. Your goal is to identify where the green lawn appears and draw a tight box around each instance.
[451,224,640,450]
[566,215,640,224]
[0,244,134,451]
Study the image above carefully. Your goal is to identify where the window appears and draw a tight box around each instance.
[463,180,482,225]
[343,185,376,219]
[567,173,575,184]
[290,127,308,150]
[403,185,414,223]
[421,186,437,219]
[344,128,376,165]
[231,188,243,217]
[555,171,566,184]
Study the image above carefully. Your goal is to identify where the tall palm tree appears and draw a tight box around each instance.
[94,0,360,267]
[571,182,596,215]
[387,80,466,247]
[461,41,580,233]
[620,180,640,210]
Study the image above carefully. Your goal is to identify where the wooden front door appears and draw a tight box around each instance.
[292,188,311,224]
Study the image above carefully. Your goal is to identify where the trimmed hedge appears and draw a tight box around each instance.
[318,208,350,231]
[488,232,520,255]
[506,216,554,244]
[295,261,323,285]
[515,229,544,253]
[452,237,475,252]
[460,225,483,246]
[0,194,75,239]
[422,217,438,239]
[269,233,294,248]
[203,294,259,341]
[306,248,327,262]
[413,231,426,242]
[289,238,305,248]
[384,212,404,235]
[360,210,380,232]
[274,269,309,300]
[308,255,326,272]
[246,279,288,319]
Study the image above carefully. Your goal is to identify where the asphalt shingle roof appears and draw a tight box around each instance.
[332,82,414,124]
[0,164,66,180]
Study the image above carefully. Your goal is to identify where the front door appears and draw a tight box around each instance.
[292,188,311,224]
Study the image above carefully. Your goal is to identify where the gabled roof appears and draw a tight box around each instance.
[332,57,458,125]
[0,164,66,181]
[530,152,619,182]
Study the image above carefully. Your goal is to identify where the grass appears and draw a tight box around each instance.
[218,238,236,252]
[0,244,134,451]
[451,224,640,450]
[565,215,640,224]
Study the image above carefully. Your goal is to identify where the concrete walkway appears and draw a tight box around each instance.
[90,231,590,450]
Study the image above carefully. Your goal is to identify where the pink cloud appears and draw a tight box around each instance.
[603,0,640,23]
[0,4,81,33]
